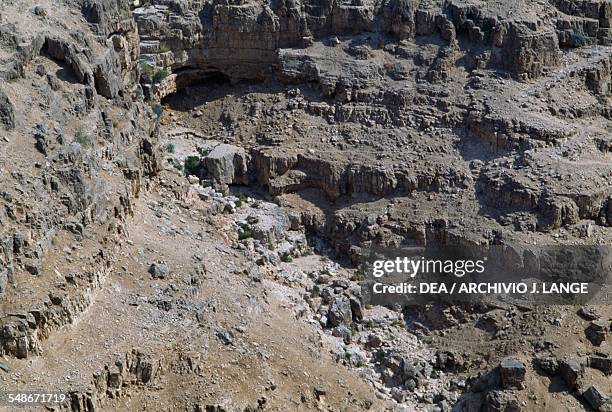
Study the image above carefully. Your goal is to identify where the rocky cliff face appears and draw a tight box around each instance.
[0,0,610,411]
[134,0,612,101]
[132,1,610,250]
[148,0,610,249]
[0,0,160,357]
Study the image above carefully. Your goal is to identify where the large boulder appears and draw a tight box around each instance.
[204,144,249,186]
[589,354,612,375]
[328,296,352,327]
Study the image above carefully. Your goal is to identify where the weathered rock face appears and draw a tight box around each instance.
[499,22,561,79]
[69,348,165,411]
[448,1,562,78]
[83,0,143,98]
[0,0,610,410]
[499,357,526,390]
[552,0,612,46]
[251,147,467,199]
[0,88,15,129]
[0,0,161,359]
[131,0,612,101]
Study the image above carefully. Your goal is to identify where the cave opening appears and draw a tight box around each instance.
[160,69,232,111]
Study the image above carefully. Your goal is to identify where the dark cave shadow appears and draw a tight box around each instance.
[55,65,80,84]
[547,375,568,393]
[454,128,506,163]
[161,72,287,113]
[160,72,343,115]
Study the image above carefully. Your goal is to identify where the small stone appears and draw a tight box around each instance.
[391,388,406,402]
[33,5,47,16]
[533,355,558,375]
[332,325,351,344]
[349,296,363,322]
[484,391,521,412]
[215,329,234,345]
[499,356,526,389]
[0,89,15,130]
[589,354,612,375]
[314,385,326,397]
[328,297,352,327]
[559,359,583,389]
[578,306,600,321]
[148,262,169,279]
[582,385,610,411]
[586,320,608,346]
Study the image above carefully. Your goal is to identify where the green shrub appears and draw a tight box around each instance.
[152,104,163,119]
[166,143,175,154]
[75,128,93,147]
[140,61,153,78]
[238,223,253,240]
[184,156,201,176]
[281,253,293,263]
[570,31,588,47]
[311,285,320,297]
[153,69,169,84]
[158,41,170,53]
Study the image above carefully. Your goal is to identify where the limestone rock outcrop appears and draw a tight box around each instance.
[131,0,612,101]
